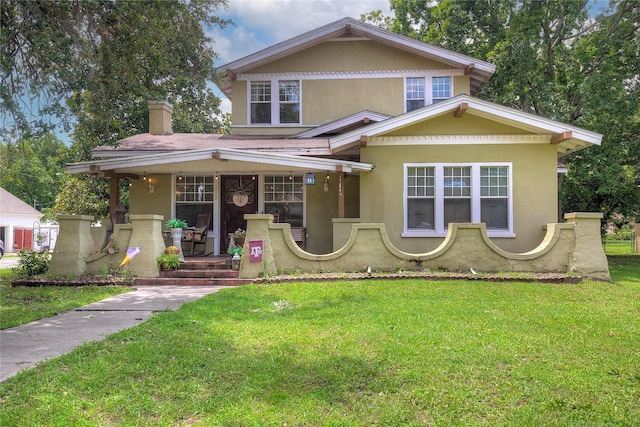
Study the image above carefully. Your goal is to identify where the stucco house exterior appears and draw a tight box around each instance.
[60,17,608,280]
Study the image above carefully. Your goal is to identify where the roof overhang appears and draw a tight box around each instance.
[329,95,603,155]
[67,147,374,176]
[217,17,495,98]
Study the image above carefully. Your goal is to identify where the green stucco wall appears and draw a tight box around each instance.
[360,142,558,253]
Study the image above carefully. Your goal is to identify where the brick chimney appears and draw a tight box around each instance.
[148,100,173,135]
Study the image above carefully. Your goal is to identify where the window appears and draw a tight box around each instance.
[432,77,451,103]
[250,81,271,124]
[480,166,509,230]
[279,80,300,123]
[405,76,452,111]
[404,163,512,237]
[264,175,304,226]
[444,166,471,224]
[406,78,425,112]
[250,80,300,125]
[407,167,434,229]
[175,175,214,229]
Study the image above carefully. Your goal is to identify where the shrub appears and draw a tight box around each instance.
[16,250,49,276]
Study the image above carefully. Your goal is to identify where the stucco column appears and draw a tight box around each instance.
[564,212,610,281]
[49,215,95,276]
[127,214,165,277]
[240,214,276,279]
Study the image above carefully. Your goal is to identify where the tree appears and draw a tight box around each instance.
[2,0,230,148]
[364,0,640,223]
[0,134,70,213]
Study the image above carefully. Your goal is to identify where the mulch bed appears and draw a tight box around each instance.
[11,271,581,287]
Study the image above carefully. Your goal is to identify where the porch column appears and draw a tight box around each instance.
[49,215,95,276]
[106,172,126,228]
[337,167,345,219]
[564,212,610,281]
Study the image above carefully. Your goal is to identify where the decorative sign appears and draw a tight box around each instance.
[232,191,249,207]
[305,173,315,185]
[248,240,263,263]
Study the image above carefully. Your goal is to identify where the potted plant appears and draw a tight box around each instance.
[233,228,246,247]
[157,252,181,270]
[165,219,187,260]
[227,246,243,270]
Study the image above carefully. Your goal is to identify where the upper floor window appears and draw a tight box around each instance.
[432,77,451,103]
[404,163,513,237]
[250,80,300,125]
[405,76,452,112]
[250,81,271,124]
[406,78,425,112]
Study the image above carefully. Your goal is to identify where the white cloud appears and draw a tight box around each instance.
[211,0,391,65]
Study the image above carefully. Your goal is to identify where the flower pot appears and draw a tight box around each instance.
[234,236,245,247]
[170,228,185,261]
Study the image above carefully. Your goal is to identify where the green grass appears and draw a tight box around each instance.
[1,257,638,426]
[0,269,132,329]
[603,240,636,255]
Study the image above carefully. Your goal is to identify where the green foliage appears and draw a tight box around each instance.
[15,250,49,277]
[50,175,110,218]
[2,0,230,145]
[227,246,244,256]
[165,219,187,229]
[0,260,638,424]
[156,252,181,270]
[0,134,70,213]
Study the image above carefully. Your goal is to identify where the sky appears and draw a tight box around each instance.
[209,0,392,112]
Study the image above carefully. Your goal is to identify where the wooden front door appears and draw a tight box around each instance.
[220,175,258,253]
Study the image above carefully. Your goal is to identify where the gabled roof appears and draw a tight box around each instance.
[329,95,603,155]
[290,110,391,139]
[218,17,495,97]
[0,187,42,217]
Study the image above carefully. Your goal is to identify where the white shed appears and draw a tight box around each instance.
[0,187,58,254]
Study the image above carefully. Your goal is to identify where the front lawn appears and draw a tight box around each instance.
[0,269,132,330]
[1,256,638,425]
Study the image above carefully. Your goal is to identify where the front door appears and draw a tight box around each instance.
[220,175,258,253]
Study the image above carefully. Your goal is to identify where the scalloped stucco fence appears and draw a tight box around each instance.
[240,213,610,281]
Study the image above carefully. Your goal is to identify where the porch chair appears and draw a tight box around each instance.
[291,226,306,250]
[190,212,211,256]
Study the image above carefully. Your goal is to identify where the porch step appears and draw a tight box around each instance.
[132,277,252,286]
[133,256,252,286]
[160,269,239,279]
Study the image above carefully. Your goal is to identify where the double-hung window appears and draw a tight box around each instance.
[405,76,452,112]
[250,80,300,125]
[406,78,426,112]
[432,77,451,103]
[404,163,513,237]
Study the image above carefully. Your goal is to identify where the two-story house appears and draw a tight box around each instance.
[65,17,604,275]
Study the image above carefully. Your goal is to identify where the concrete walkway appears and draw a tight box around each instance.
[0,285,230,383]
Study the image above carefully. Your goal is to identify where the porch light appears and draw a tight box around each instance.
[143,172,147,181]
[289,172,293,181]
[324,173,330,192]
[178,172,183,181]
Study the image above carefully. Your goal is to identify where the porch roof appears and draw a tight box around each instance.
[92,134,332,158]
[67,146,375,175]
